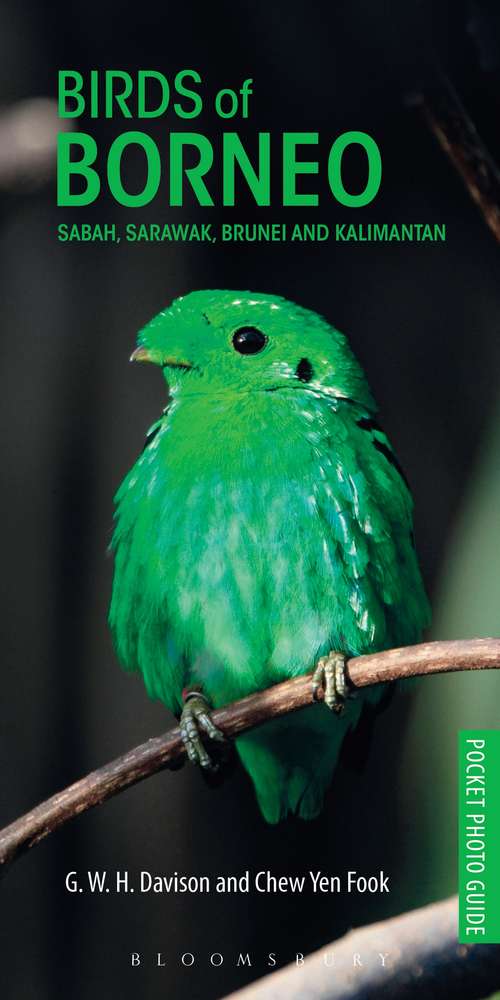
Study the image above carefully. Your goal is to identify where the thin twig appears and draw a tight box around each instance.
[0,638,499,875]
[411,75,500,243]
[223,895,500,1000]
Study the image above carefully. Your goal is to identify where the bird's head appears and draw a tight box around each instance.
[131,290,375,410]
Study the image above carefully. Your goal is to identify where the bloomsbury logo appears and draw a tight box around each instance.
[56,70,382,208]
[128,951,392,970]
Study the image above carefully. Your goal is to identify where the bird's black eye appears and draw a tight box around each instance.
[232,327,267,355]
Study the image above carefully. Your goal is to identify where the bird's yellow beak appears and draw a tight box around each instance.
[130,346,157,363]
[130,346,194,370]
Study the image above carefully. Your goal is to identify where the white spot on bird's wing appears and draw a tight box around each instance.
[348,474,361,517]
[350,590,361,613]
[270,304,280,310]
[340,513,350,540]
[359,610,372,634]
[232,299,242,305]
[322,538,334,571]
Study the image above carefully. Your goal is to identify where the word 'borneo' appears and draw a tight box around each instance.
[57,70,382,208]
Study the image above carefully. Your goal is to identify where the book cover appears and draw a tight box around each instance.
[1,4,500,999]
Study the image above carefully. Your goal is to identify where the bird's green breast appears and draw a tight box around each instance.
[110,388,429,713]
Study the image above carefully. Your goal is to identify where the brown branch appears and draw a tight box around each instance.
[411,75,500,243]
[223,895,500,1000]
[1,638,499,875]
[0,99,71,191]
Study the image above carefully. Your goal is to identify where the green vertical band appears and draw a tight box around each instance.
[459,729,500,944]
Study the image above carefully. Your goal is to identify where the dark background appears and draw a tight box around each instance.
[1,2,500,998]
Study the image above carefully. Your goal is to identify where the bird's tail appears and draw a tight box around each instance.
[235,704,356,823]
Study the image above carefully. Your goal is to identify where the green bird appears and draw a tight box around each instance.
[110,290,430,823]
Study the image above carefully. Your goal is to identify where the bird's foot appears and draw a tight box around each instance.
[312,651,353,714]
[180,690,226,772]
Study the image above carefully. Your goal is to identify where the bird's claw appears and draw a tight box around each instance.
[180,691,226,772]
[312,651,353,714]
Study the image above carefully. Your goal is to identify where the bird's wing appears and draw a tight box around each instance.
[314,401,431,659]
